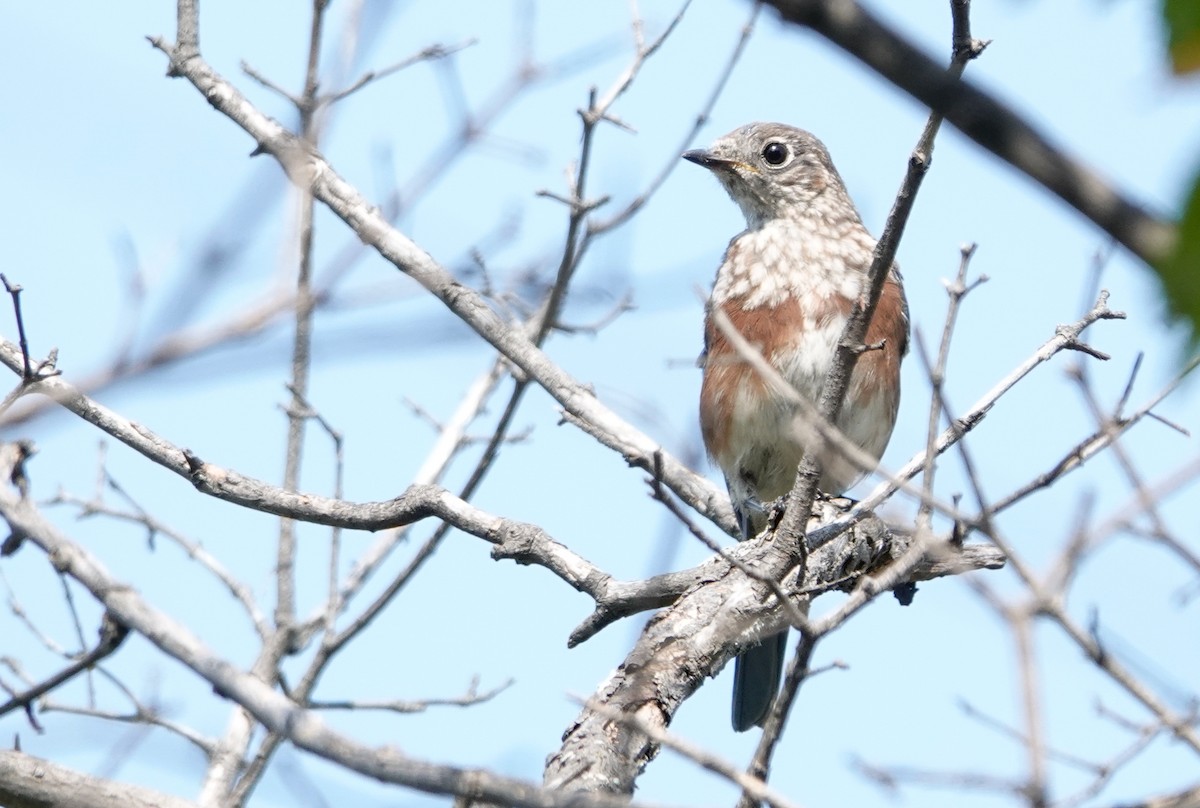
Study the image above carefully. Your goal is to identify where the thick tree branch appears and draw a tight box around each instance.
[0,442,1000,804]
[543,500,1004,796]
[0,471,667,808]
[761,0,1175,265]
[0,750,196,808]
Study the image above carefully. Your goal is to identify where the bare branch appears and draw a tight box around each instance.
[0,612,128,726]
[574,695,803,808]
[41,664,218,758]
[588,2,760,237]
[142,35,738,535]
[761,0,1175,264]
[822,291,1125,540]
[0,750,197,808]
[917,243,985,533]
[0,470,674,808]
[0,275,32,380]
[545,501,1003,798]
[48,489,269,639]
[309,676,513,714]
[748,6,994,787]
[322,39,477,106]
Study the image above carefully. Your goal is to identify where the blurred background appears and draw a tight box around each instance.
[2,2,1199,806]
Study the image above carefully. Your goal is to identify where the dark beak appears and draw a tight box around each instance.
[682,148,726,169]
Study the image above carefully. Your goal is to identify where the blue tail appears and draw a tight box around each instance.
[731,630,787,731]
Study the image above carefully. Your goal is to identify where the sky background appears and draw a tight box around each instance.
[2,1,1199,807]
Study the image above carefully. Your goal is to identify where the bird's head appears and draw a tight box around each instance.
[683,122,856,229]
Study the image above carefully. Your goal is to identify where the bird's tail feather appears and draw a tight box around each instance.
[731,630,787,731]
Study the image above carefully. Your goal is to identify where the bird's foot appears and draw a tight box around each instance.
[733,498,768,541]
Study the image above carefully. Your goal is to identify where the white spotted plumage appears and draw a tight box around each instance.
[691,122,908,507]
[711,216,872,309]
[685,122,909,732]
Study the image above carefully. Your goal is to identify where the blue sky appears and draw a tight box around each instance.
[2,2,1199,807]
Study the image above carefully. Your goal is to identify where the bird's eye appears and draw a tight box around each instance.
[761,141,789,166]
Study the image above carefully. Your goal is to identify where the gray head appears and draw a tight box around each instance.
[683,122,857,229]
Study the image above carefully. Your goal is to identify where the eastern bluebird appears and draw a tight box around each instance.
[684,122,909,731]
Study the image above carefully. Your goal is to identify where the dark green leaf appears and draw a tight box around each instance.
[1164,0,1200,73]
[1159,166,1200,344]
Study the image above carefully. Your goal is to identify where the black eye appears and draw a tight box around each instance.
[761,141,789,166]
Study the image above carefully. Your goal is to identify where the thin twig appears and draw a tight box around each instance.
[917,243,984,533]
[587,2,759,238]
[308,676,513,713]
[0,275,32,380]
[0,468,673,808]
[0,612,128,726]
[321,39,477,106]
[48,490,270,638]
[988,351,1200,524]
[743,5,986,794]
[763,0,1174,264]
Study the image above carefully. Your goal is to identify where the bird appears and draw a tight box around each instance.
[683,122,909,731]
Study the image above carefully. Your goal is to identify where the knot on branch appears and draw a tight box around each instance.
[490,521,547,565]
[0,441,36,557]
[182,449,227,494]
[807,512,896,589]
[799,503,1004,604]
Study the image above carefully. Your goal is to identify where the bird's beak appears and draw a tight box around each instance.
[682,148,728,169]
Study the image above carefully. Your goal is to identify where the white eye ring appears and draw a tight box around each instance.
[761,141,790,167]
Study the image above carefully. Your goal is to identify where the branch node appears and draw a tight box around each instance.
[183,449,205,477]
[1063,338,1111,362]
